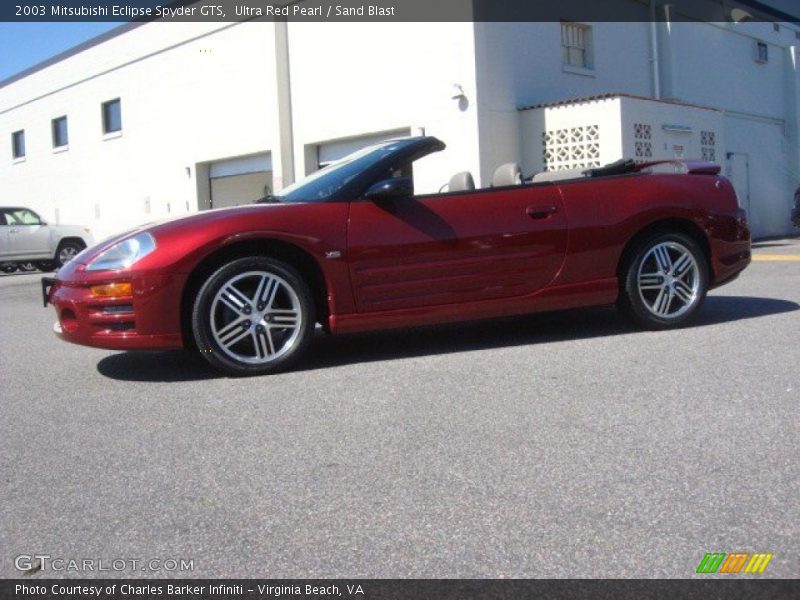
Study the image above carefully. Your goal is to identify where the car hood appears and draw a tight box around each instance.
[72,203,298,265]
[149,202,293,235]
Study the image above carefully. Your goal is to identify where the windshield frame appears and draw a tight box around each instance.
[276,136,445,203]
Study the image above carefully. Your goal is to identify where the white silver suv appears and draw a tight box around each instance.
[0,207,93,273]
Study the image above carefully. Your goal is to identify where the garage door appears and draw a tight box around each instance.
[209,152,273,209]
[315,129,410,169]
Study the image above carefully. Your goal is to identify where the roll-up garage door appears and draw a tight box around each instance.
[209,152,273,209]
[316,129,410,169]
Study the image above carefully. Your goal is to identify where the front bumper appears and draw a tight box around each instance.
[44,266,184,351]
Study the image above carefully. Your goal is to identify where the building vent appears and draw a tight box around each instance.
[541,124,600,171]
[701,130,716,162]
[633,122,653,161]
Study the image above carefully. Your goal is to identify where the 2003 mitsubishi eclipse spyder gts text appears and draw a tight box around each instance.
[43,136,751,375]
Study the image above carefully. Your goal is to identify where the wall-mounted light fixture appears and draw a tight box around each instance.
[451,84,469,112]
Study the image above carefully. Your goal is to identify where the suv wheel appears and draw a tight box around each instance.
[34,261,56,272]
[191,257,315,376]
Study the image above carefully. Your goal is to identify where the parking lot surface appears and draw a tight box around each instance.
[1,239,798,578]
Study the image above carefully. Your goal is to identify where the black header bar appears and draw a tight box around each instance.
[2,579,800,600]
[2,0,799,23]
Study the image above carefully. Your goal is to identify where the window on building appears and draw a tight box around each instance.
[102,98,122,133]
[755,41,768,63]
[561,22,593,69]
[52,116,68,148]
[11,130,25,159]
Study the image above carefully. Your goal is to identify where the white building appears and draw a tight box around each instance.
[1,2,799,240]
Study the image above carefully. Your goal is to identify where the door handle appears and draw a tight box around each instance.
[8,229,19,233]
[526,205,557,219]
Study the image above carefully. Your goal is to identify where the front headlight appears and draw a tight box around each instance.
[85,232,157,272]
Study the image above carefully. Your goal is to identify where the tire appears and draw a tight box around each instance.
[34,261,56,272]
[0,263,17,274]
[618,232,709,330]
[191,256,315,376]
[18,262,36,272]
[55,240,85,267]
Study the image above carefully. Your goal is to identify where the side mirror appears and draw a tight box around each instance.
[363,177,413,201]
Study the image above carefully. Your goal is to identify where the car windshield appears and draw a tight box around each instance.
[277,140,407,203]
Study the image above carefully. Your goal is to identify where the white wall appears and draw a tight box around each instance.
[519,98,623,176]
[651,20,799,237]
[474,21,654,183]
[620,96,725,161]
[477,18,799,236]
[286,22,480,195]
[0,21,279,241]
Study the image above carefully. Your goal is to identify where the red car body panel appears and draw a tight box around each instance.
[47,161,751,352]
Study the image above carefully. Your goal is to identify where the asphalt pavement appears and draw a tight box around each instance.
[1,239,798,578]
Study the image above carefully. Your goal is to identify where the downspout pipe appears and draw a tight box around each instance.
[650,0,662,99]
[274,19,295,189]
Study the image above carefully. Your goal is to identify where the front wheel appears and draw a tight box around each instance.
[619,232,709,329]
[191,256,315,376]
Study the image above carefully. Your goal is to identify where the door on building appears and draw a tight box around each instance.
[208,152,273,209]
[725,152,751,217]
[348,184,567,313]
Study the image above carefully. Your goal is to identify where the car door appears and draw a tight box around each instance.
[7,208,51,258]
[0,211,10,259]
[347,184,567,313]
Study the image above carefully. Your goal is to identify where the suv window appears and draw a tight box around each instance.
[5,209,41,225]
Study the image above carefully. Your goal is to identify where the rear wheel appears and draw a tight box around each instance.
[34,261,56,272]
[191,256,315,376]
[55,240,85,267]
[619,232,709,329]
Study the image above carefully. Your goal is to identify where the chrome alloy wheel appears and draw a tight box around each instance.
[58,245,79,264]
[210,271,302,365]
[637,241,700,319]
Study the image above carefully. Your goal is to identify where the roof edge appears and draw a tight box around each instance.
[0,22,144,89]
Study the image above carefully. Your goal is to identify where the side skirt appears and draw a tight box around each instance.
[328,277,619,335]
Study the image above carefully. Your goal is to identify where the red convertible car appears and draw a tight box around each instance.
[43,136,750,375]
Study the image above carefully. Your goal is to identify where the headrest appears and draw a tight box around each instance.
[492,163,522,187]
[448,171,475,192]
